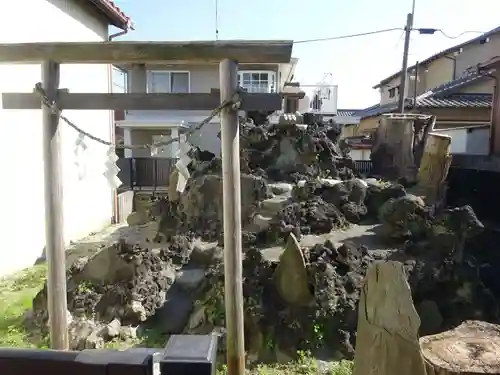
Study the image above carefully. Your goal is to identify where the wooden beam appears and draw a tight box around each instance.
[42,61,69,350]
[0,40,293,64]
[219,59,245,375]
[1,92,283,111]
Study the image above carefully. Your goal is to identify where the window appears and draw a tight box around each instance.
[112,67,127,93]
[237,71,276,93]
[148,71,190,93]
[389,88,396,98]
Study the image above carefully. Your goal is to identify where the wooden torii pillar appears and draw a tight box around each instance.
[0,40,293,375]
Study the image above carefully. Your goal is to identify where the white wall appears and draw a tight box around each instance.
[436,127,490,155]
[350,149,371,161]
[0,0,112,275]
[438,129,468,154]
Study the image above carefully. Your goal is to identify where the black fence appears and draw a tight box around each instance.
[354,160,373,175]
[117,157,176,189]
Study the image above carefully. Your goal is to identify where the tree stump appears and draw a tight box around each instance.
[420,320,500,374]
[353,261,427,375]
[415,133,452,206]
[371,114,417,182]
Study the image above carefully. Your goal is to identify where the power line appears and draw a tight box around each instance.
[414,28,485,39]
[293,28,404,44]
[436,29,485,39]
[290,27,487,45]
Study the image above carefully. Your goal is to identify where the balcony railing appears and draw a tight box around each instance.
[240,84,276,93]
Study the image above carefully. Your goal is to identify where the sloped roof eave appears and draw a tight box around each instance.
[373,25,500,88]
[88,0,133,30]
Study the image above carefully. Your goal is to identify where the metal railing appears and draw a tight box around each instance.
[354,160,373,175]
[117,157,176,189]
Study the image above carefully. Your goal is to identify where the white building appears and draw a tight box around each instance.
[0,0,131,275]
[116,58,299,158]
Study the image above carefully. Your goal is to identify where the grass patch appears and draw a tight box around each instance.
[217,353,353,374]
[0,264,48,348]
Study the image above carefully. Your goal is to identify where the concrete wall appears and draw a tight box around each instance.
[466,127,490,154]
[0,0,113,275]
[436,126,490,155]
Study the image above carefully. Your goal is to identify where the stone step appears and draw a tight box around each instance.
[268,182,294,197]
[252,213,274,231]
[261,196,292,214]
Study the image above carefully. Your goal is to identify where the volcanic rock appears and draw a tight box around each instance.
[32,239,194,349]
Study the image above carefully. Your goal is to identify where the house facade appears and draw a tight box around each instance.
[334,109,363,138]
[0,0,130,275]
[116,58,298,158]
[356,26,499,138]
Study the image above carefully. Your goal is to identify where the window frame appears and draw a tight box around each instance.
[237,70,276,93]
[147,70,191,93]
[388,87,396,98]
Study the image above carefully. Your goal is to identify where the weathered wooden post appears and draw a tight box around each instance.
[353,261,426,375]
[41,60,69,350]
[371,113,417,182]
[415,133,452,206]
[219,59,245,375]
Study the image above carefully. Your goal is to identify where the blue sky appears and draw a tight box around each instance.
[112,0,500,109]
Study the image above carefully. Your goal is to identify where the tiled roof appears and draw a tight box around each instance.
[374,25,500,88]
[88,0,132,30]
[360,73,493,118]
[336,109,364,117]
[358,102,398,119]
[359,93,491,119]
[415,93,492,108]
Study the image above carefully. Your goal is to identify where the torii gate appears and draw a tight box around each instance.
[0,40,293,375]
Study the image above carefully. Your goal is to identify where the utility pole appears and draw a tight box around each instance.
[398,12,413,113]
[413,61,419,108]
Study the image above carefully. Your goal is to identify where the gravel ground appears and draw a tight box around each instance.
[62,221,395,268]
[261,223,396,262]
